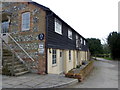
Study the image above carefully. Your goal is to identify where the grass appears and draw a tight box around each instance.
[102,57,112,60]
[93,56,113,60]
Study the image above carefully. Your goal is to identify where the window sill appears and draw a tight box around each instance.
[55,32,62,35]
[22,29,30,31]
[69,60,72,62]
[68,37,72,40]
[52,64,57,67]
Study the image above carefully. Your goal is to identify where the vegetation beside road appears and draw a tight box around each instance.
[87,31,120,61]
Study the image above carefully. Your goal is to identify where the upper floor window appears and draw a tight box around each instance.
[55,18,62,35]
[22,12,30,31]
[68,29,72,39]
[76,35,79,48]
[84,40,86,45]
[81,38,83,44]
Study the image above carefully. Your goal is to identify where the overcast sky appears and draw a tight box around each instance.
[33,0,118,44]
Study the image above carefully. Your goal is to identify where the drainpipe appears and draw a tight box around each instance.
[45,11,53,74]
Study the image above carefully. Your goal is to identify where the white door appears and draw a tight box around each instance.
[59,50,64,74]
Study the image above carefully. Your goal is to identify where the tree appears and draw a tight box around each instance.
[87,38,103,56]
[107,32,120,60]
[102,44,110,54]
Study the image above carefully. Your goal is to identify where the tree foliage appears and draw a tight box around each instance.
[87,38,103,55]
[107,32,120,60]
[102,44,110,54]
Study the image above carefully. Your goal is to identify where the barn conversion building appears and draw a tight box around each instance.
[1,1,90,75]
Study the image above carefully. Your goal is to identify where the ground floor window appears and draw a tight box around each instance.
[69,50,71,61]
[52,49,57,65]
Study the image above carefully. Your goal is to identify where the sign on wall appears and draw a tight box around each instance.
[38,33,44,40]
[38,43,44,54]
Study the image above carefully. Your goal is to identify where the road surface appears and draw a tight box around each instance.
[66,59,118,88]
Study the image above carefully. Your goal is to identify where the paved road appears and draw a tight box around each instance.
[66,60,118,88]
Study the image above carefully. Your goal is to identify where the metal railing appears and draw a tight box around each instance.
[1,33,38,73]
[8,34,35,62]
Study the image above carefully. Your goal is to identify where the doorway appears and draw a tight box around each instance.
[59,50,64,74]
[1,21,9,43]
[76,51,79,65]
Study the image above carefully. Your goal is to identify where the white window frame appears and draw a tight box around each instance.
[81,38,83,44]
[52,49,57,65]
[21,12,30,31]
[76,35,79,48]
[84,40,86,45]
[68,29,72,39]
[55,18,62,35]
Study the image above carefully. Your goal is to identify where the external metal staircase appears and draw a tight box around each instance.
[1,33,38,76]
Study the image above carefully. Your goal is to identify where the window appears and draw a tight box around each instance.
[84,40,86,45]
[55,18,62,34]
[22,12,30,31]
[76,35,79,48]
[69,50,71,61]
[68,29,72,39]
[2,21,9,33]
[60,51,62,57]
[81,38,83,44]
[52,49,57,65]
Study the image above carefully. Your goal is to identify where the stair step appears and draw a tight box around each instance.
[6,61,21,66]
[3,57,13,60]
[14,70,29,76]
[3,58,19,62]
[3,59,13,62]
[3,53,12,56]
[8,65,26,70]
[14,68,27,72]
[14,64,24,68]
[2,49,29,76]
[3,49,11,53]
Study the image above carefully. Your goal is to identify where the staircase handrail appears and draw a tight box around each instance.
[8,34,35,62]
[0,36,26,65]
[0,33,37,72]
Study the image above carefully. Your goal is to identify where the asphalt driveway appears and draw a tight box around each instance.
[66,59,118,88]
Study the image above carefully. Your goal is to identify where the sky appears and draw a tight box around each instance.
[32,0,119,44]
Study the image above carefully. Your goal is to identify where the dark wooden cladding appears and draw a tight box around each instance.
[46,13,88,51]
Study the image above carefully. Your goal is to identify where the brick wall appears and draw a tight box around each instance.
[2,2,47,74]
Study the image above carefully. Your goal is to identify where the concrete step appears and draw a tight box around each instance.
[3,58,19,62]
[2,49,29,76]
[6,61,21,66]
[14,67,27,73]
[8,64,25,69]
[3,50,12,53]
[3,49,11,53]
[3,56,13,60]
[3,54,12,56]
[14,64,24,68]
[3,59,13,63]
[14,70,29,76]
